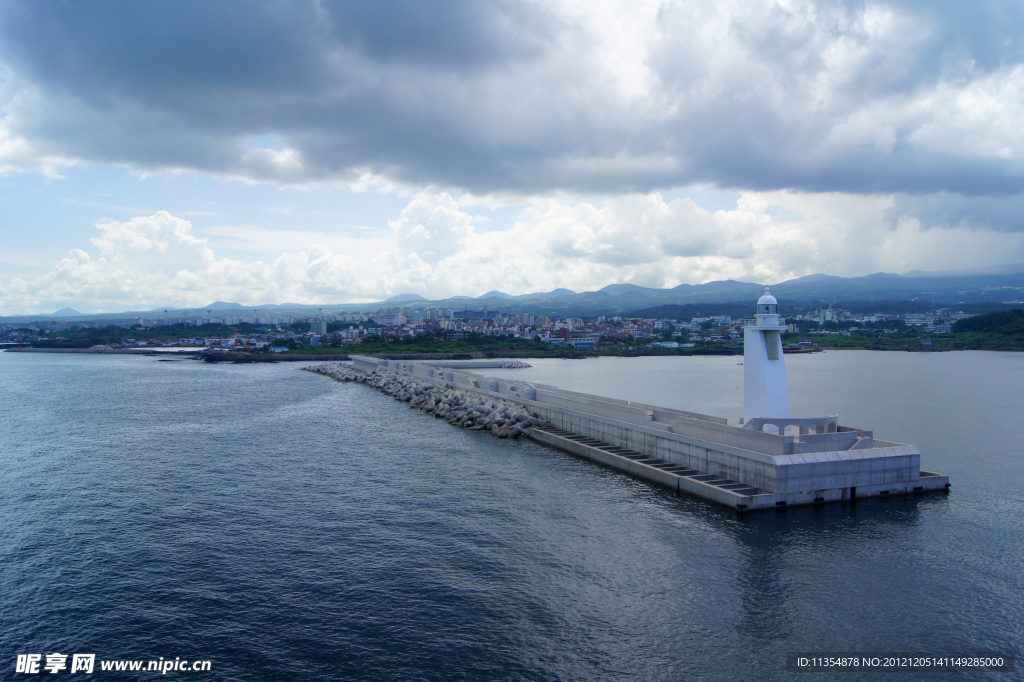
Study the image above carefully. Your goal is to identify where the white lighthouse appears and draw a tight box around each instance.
[743,288,792,424]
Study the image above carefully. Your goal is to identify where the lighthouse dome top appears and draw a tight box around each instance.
[757,288,778,306]
[755,288,779,317]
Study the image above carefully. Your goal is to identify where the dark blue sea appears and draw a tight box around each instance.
[2,351,1022,681]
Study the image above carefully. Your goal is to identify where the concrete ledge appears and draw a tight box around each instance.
[528,427,762,509]
[528,427,949,511]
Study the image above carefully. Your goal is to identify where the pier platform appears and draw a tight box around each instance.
[349,356,950,510]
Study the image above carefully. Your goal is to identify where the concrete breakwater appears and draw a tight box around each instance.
[304,362,550,439]
[306,355,950,511]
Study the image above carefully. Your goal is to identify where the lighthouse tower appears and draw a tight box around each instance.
[743,288,792,424]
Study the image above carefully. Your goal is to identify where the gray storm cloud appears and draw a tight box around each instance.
[2,0,1024,205]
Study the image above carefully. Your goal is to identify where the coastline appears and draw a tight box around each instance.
[7,338,1024,359]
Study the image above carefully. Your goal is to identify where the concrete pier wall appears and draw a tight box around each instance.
[345,355,949,507]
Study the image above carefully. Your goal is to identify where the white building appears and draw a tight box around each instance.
[743,289,792,424]
[374,313,407,327]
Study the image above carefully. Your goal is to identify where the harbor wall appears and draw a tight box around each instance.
[345,356,948,506]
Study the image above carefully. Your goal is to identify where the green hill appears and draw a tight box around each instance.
[953,309,1024,335]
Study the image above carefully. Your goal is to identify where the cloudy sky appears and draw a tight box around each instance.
[2,0,1024,314]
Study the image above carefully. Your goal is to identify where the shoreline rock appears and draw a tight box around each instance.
[303,362,550,439]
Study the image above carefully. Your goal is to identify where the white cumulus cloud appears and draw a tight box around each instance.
[4,193,1022,315]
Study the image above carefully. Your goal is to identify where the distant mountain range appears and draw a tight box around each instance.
[4,264,1022,323]
[465,266,1024,315]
